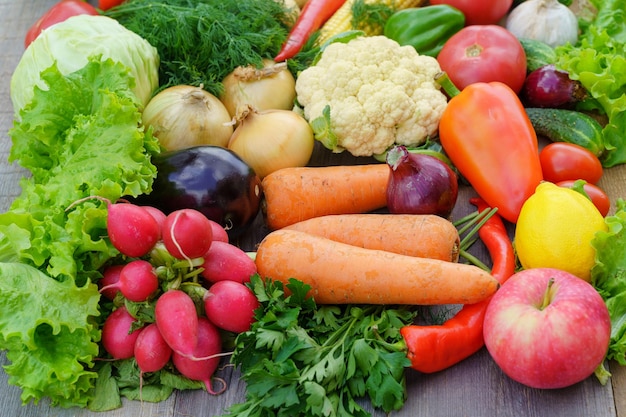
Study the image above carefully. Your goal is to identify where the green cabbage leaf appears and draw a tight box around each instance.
[10,14,159,118]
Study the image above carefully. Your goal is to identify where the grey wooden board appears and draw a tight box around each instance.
[0,1,622,416]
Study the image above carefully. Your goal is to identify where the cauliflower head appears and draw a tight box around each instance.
[295,35,448,157]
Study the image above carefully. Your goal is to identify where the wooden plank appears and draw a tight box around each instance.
[0,1,622,416]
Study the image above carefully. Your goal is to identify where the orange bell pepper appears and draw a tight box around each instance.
[438,78,543,223]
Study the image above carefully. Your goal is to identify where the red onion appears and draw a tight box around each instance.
[521,64,587,109]
[385,145,458,218]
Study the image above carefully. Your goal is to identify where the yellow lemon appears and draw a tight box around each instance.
[514,181,608,282]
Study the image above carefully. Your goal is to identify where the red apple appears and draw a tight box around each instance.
[483,267,610,389]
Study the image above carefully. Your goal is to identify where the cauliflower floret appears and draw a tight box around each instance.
[295,35,448,157]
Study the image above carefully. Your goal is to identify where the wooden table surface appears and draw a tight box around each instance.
[3,1,626,416]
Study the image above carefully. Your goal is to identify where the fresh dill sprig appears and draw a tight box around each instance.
[104,0,291,97]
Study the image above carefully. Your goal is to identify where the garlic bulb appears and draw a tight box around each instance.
[506,0,579,48]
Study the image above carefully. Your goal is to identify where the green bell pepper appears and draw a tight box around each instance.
[383,5,465,58]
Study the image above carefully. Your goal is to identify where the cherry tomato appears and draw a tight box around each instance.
[437,25,526,93]
[98,0,126,10]
[556,180,611,217]
[429,0,513,26]
[24,0,99,48]
[539,142,603,184]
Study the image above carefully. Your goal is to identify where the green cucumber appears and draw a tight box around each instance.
[518,38,556,72]
[525,108,605,157]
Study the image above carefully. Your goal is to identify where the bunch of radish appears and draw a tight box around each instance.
[97,199,259,394]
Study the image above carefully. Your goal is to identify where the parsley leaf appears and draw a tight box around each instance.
[223,275,417,417]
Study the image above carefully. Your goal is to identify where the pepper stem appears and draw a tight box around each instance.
[435,71,461,98]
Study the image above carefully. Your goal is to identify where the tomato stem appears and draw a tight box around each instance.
[465,44,483,58]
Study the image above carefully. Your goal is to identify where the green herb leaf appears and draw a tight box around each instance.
[104,0,292,97]
[225,275,416,417]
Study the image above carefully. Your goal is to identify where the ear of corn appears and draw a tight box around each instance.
[316,0,427,45]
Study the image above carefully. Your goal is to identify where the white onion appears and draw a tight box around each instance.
[220,59,296,120]
[227,107,314,178]
[142,85,234,151]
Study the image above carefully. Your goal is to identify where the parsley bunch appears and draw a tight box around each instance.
[223,275,417,417]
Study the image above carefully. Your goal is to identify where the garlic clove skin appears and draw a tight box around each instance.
[506,0,579,48]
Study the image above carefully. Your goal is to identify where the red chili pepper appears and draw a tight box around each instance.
[24,0,99,48]
[98,0,126,11]
[274,0,347,62]
[400,198,516,374]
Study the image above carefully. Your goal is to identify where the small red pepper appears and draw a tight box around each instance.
[98,0,127,11]
[437,74,544,223]
[24,0,99,48]
[274,0,347,62]
[401,197,516,374]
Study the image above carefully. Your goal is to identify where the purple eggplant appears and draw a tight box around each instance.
[132,146,262,238]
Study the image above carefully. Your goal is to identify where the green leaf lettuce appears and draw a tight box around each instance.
[0,57,158,407]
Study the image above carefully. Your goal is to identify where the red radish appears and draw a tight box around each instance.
[99,260,159,302]
[208,219,229,243]
[154,290,199,358]
[162,209,213,259]
[201,241,257,284]
[101,306,143,360]
[134,323,172,374]
[107,201,160,257]
[119,260,159,302]
[142,206,167,239]
[204,280,260,333]
[99,264,124,300]
[172,317,226,394]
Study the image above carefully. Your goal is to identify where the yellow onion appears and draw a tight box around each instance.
[227,106,314,178]
[220,59,296,120]
[142,85,233,151]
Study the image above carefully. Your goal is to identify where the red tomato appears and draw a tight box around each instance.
[437,25,527,93]
[429,0,513,26]
[556,180,611,217]
[24,0,99,48]
[539,142,603,184]
[98,0,126,10]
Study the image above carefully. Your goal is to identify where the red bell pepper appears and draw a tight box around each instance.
[24,0,99,48]
[437,74,544,223]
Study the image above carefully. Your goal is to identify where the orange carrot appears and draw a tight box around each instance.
[284,213,460,262]
[261,164,389,230]
[255,229,498,305]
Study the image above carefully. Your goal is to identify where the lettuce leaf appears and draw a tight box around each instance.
[0,58,158,407]
[5,57,159,283]
[0,262,101,407]
[556,1,626,167]
[591,199,626,364]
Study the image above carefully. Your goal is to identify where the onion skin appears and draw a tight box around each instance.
[521,65,587,109]
[142,85,233,151]
[386,145,459,218]
[220,59,296,119]
[227,107,314,178]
